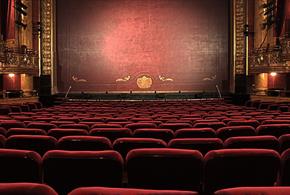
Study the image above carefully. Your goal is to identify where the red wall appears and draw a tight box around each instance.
[3,74,21,90]
[268,74,286,89]
[57,0,229,92]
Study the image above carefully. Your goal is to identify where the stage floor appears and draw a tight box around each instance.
[0,97,39,105]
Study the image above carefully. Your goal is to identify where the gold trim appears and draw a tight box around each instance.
[234,0,246,75]
[41,0,53,75]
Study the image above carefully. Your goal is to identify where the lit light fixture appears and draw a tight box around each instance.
[270,72,277,77]
[8,73,15,78]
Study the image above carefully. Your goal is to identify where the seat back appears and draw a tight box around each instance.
[193,122,226,130]
[169,138,223,155]
[0,183,57,195]
[90,128,132,142]
[7,128,46,137]
[125,123,158,131]
[257,124,290,137]
[133,128,174,142]
[113,138,167,158]
[127,148,203,191]
[26,122,57,131]
[280,149,290,185]
[0,149,42,182]
[43,150,123,194]
[5,135,57,156]
[204,149,280,193]
[217,126,256,140]
[214,187,290,195]
[59,123,89,130]
[175,128,216,138]
[69,186,198,195]
[227,120,260,128]
[159,123,192,131]
[224,136,279,151]
[57,136,112,151]
[279,134,290,152]
[48,128,88,139]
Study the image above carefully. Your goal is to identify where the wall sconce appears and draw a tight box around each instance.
[8,73,15,78]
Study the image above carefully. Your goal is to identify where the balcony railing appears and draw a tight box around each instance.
[0,40,39,75]
[249,36,290,74]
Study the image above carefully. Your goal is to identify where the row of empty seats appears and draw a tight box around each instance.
[1,148,290,194]
[1,123,290,141]
[5,183,290,195]
[3,134,290,156]
[1,100,290,194]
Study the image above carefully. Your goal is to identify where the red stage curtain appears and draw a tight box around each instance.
[285,0,290,37]
[0,0,15,41]
[6,0,15,40]
[275,0,285,37]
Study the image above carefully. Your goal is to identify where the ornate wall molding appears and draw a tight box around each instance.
[249,36,290,73]
[41,0,53,75]
[0,40,38,74]
[234,0,246,75]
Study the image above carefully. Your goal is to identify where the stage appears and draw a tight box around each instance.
[58,91,221,101]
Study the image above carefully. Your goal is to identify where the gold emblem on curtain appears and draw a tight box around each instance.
[136,75,152,89]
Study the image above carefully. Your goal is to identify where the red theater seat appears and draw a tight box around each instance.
[12,116,33,121]
[91,123,122,129]
[90,127,132,141]
[59,123,89,130]
[5,135,57,156]
[224,136,280,151]
[69,187,198,195]
[0,127,6,136]
[43,150,123,195]
[159,123,192,131]
[81,117,105,122]
[175,128,216,138]
[216,126,256,140]
[113,138,167,158]
[133,128,174,142]
[279,134,290,152]
[262,120,290,125]
[7,128,46,136]
[58,117,80,123]
[26,122,57,131]
[204,149,280,193]
[127,148,203,191]
[125,123,158,131]
[57,136,112,151]
[50,120,75,127]
[0,149,42,182]
[0,121,25,130]
[34,117,55,122]
[131,117,153,122]
[214,187,290,195]
[257,124,290,137]
[227,120,260,128]
[280,149,290,185]
[169,138,223,155]
[0,135,6,147]
[48,128,88,139]
[193,122,226,130]
[0,183,57,195]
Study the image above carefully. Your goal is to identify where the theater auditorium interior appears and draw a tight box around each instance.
[1,0,290,194]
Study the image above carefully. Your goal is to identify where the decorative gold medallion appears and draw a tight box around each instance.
[136,75,153,89]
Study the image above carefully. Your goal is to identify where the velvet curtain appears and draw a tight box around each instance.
[285,0,290,36]
[275,0,285,37]
[0,0,15,41]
